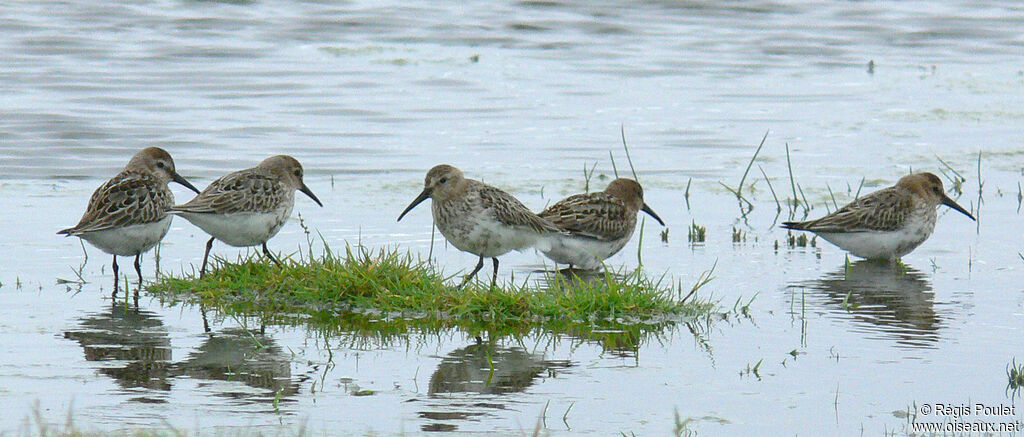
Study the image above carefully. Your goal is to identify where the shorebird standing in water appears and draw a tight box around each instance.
[538,178,665,270]
[398,164,560,289]
[58,147,201,295]
[782,172,975,260]
[170,155,322,276]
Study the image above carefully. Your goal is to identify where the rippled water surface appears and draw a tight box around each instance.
[2,0,1023,435]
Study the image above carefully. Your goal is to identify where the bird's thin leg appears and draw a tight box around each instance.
[262,243,282,267]
[112,255,119,298]
[200,237,215,277]
[134,254,143,284]
[199,302,211,333]
[133,254,142,301]
[490,257,499,290]
[458,255,485,289]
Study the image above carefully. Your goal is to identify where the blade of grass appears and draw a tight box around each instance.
[758,165,781,213]
[936,155,966,182]
[786,143,798,213]
[684,177,692,210]
[636,217,645,266]
[976,151,983,233]
[620,124,638,181]
[737,130,769,197]
[609,151,619,178]
[798,183,811,214]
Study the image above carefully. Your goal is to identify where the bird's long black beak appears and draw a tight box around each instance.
[172,171,201,194]
[300,184,323,207]
[397,188,431,222]
[941,194,975,221]
[641,203,666,226]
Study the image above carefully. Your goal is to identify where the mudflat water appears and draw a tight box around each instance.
[1,1,1023,435]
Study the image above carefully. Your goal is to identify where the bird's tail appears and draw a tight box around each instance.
[780,221,807,230]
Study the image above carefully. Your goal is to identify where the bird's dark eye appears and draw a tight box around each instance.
[294,170,302,177]
[439,177,448,184]
[156,162,165,169]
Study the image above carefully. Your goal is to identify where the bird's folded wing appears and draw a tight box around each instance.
[64,172,170,233]
[171,170,283,214]
[539,193,630,241]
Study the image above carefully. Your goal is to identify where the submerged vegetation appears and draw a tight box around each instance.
[148,244,717,337]
[786,231,815,248]
[731,226,746,243]
[687,221,707,243]
[1008,358,1024,399]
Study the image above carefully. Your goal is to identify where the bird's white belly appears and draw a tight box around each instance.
[80,216,172,256]
[812,205,938,260]
[541,235,629,269]
[438,216,539,258]
[175,208,290,247]
[818,228,930,260]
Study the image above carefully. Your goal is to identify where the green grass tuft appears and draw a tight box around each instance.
[148,245,716,336]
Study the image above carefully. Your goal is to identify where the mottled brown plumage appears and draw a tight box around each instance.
[538,178,664,269]
[58,147,200,294]
[170,155,323,276]
[173,167,291,215]
[63,171,175,234]
[398,164,559,288]
[541,191,633,241]
[60,148,199,235]
[782,172,975,259]
[468,182,561,234]
[783,185,913,233]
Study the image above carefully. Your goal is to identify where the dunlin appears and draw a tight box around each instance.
[170,155,323,276]
[781,172,975,260]
[538,178,665,269]
[58,147,201,293]
[397,164,560,289]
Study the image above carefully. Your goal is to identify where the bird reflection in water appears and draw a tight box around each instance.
[793,260,942,348]
[176,327,298,400]
[419,341,572,432]
[65,304,297,404]
[63,303,172,393]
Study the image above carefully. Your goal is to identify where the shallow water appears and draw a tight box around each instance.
[2,0,1023,435]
